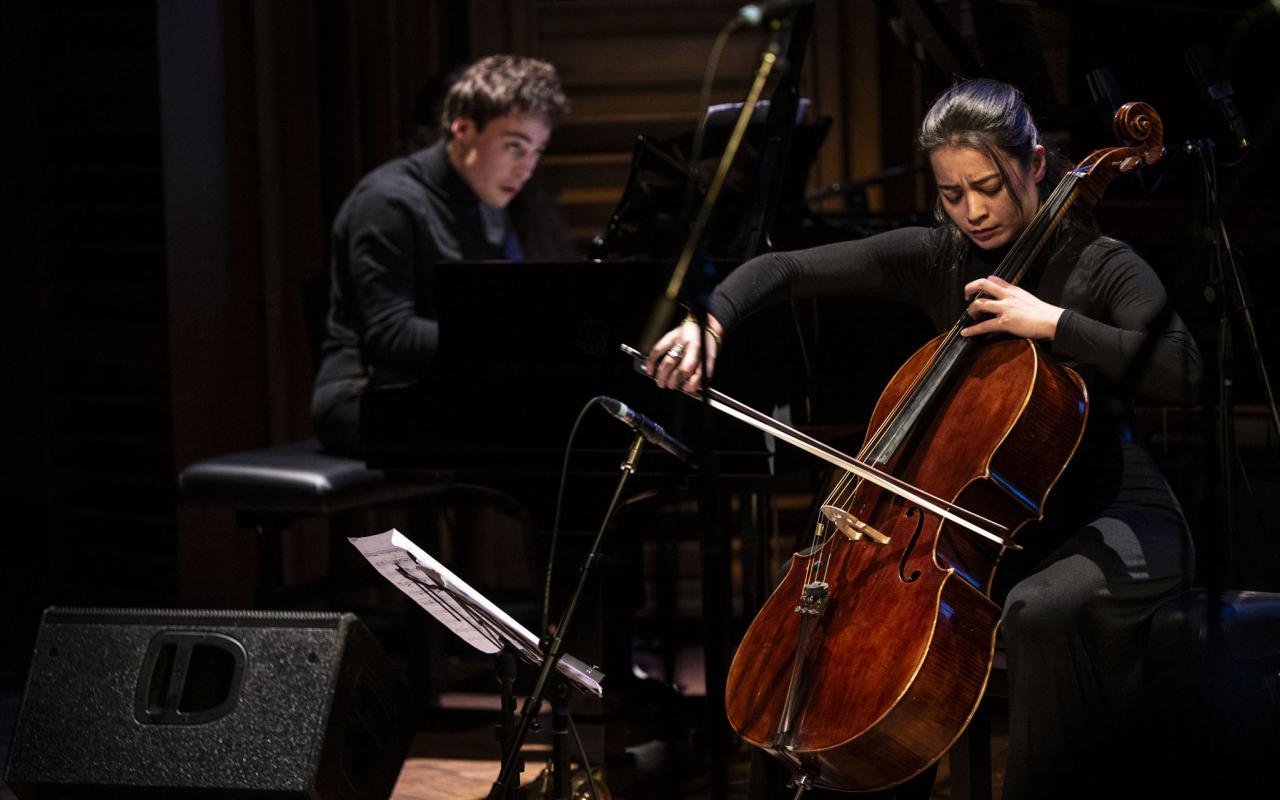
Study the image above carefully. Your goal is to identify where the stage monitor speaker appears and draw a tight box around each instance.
[4,607,414,799]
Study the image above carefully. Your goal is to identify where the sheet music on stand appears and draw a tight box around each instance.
[350,529,604,698]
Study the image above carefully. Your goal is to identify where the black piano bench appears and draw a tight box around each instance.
[178,438,446,606]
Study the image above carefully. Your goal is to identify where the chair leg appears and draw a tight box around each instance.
[240,512,289,608]
[950,704,992,800]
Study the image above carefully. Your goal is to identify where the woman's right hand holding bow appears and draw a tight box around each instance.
[645,313,724,393]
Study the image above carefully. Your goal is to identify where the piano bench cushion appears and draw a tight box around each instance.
[178,438,445,517]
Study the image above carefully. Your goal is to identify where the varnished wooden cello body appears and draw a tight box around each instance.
[723,102,1166,791]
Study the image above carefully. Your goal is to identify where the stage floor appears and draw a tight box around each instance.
[0,662,1005,799]
[390,690,1005,799]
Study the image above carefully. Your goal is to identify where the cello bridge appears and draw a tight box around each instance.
[821,505,890,544]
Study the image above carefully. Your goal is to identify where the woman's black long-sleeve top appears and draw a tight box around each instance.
[708,226,1202,523]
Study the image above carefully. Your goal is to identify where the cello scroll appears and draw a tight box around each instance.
[1074,101,1165,205]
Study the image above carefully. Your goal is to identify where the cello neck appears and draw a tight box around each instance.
[992,169,1084,287]
[863,168,1085,467]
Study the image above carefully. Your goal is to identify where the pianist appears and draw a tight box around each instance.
[311,55,571,454]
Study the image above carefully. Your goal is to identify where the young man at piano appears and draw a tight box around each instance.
[312,55,571,454]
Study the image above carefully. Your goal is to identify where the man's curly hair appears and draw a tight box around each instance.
[441,55,568,138]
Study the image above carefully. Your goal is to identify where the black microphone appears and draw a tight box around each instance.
[1185,45,1249,150]
[732,0,811,29]
[598,397,695,464]
[1085,67,1124,137]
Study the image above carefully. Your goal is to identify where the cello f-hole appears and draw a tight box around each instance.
[898,507,925,583]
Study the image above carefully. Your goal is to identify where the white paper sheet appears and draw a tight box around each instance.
[350,529,603,697]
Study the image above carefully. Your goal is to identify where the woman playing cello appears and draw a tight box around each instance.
[647,78,1202,799]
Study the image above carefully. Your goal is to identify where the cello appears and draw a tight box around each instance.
[716,102,1167,791]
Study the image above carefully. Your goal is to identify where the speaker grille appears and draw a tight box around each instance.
[5,607,413,799]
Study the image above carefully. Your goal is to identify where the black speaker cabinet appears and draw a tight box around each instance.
[4,607,414,799]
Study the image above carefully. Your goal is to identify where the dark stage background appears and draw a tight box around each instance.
[2,0,1278,691]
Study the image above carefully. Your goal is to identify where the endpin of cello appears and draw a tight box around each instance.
[820,505,890,544]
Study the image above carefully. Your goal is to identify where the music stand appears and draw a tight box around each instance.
[350,530,604,798]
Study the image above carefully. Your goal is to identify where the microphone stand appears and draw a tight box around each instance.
[494,646,520,800]
[636,12,804,799]
[487,432,647,800]
[638,20,790,352]
[1189,137,1280,594]
[690,22,789,800]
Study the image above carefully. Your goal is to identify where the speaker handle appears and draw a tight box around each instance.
[133,631,247,725]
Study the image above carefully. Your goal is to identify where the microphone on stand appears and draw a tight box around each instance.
[598,397,696,464]
[1185,45,1250,150]
[1085,68,1124,138]
[731,0,812,30]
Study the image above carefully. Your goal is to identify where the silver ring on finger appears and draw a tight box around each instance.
[666,343,686,359]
